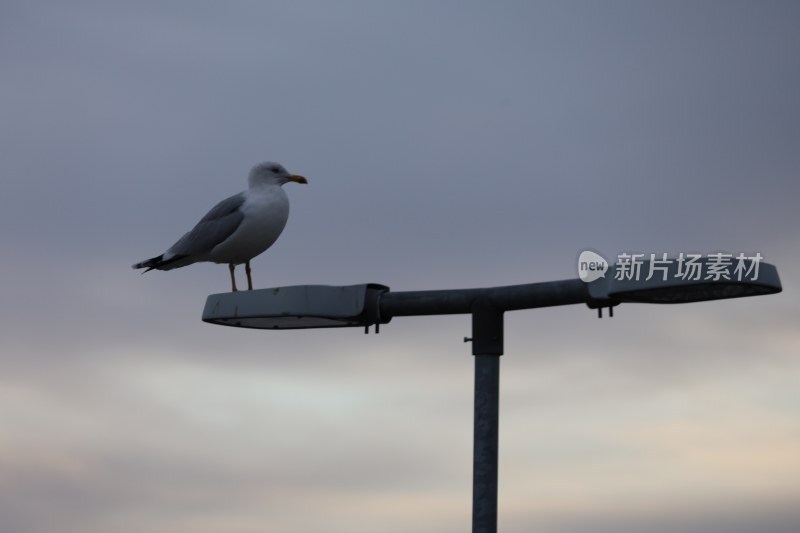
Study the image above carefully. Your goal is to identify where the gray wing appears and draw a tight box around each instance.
[167,192,246,258]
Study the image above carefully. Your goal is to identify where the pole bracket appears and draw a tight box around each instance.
[471,299,504,356]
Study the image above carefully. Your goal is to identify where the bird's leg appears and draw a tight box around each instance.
[229,263,238,292]
[245,260,253,290]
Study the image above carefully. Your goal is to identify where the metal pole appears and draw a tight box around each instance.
[204,269,783,531]
[471,300,503,533]
[473,354,500,532]
[379,278,589,318]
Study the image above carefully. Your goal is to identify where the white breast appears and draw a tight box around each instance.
[208,186,290,264]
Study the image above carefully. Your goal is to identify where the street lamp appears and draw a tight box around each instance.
[203,257,781,533]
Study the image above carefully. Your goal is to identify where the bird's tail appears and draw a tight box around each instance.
[132,254,187,272]
[132,255,164,272]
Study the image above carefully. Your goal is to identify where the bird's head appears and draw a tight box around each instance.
[248,162,308,188]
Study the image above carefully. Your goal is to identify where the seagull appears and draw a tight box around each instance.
[133,161,308,292]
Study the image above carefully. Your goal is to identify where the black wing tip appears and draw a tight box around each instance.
[132,255,164,271]
[132,254,188,272]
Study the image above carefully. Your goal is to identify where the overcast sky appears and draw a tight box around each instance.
[1,1,799,532]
